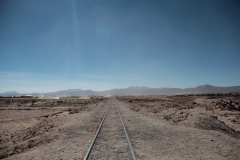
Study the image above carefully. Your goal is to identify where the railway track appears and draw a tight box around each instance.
[84,99,136,160]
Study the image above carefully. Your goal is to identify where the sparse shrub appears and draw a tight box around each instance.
[151,107,162,113]
[6,100,11,105]
[23,100,29,104]
[31,100,37,104]
[163,115,171,121]
[173,118,182,123]
[69,109,79,114]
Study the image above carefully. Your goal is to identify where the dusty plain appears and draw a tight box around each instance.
[0,95,240,159]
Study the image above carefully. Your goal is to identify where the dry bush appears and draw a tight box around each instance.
[173,118,182,123]
[31,100,37,104]
[6,100,11,105]
[69,109,79,114]
[57,101,63,103]
[163,115,171,121]
[130,105,140,112]
[23,100,29,104]
[150,107,162,113]
[177,105,195,110]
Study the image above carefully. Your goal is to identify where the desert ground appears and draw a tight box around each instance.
[0,95,240,159]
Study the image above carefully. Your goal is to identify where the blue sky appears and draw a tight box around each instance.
[0,0,240,93]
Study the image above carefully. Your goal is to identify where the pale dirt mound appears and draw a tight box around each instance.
[194,115,240,139]
[0,118,58,159]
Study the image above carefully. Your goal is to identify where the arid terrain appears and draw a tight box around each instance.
[0,95,240,159]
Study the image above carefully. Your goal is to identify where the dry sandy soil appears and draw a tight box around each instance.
[0,95,240,159]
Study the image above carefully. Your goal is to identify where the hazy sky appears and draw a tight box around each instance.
[0,0,240,93]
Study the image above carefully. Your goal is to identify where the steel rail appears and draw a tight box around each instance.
[117,103,137,160]
[83,105,110,160]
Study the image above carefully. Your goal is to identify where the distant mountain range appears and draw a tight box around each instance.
[3,91,20,95]
[1,85,240,97]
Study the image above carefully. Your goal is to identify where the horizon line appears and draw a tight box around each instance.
[1,84,240,94]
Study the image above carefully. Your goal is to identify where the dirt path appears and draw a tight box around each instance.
[88,99,132,159]
[117,99,240,160]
